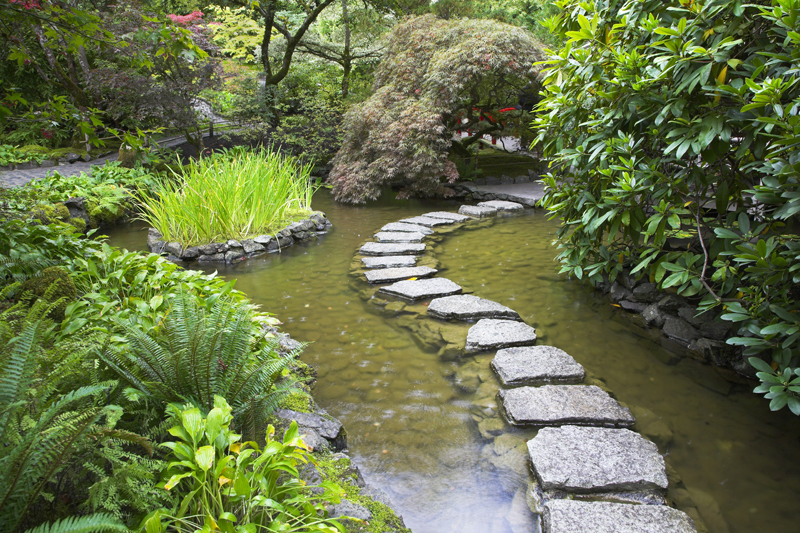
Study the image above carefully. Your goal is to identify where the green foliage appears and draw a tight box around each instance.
[19,266,77,322]
[138,148,317,246]
[146,397,345,533]
[0,144,45,166]
[206,6,263,65]
[100,290,301,439]
[23,513,127,533]
[534,0,800,412]
[330,15,543,202]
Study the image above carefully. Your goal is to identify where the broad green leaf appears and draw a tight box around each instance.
[195,446,215,471]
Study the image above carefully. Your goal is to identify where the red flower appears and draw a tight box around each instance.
[41,130,53,139]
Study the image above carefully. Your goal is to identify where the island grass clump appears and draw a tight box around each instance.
[139,147,316,246]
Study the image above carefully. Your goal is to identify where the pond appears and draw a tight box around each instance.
[107,190,800,533]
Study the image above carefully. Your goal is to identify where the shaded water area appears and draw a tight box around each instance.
[107,190,800,533]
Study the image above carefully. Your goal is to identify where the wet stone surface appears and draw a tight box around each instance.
[399,216,455,227]
[380,222,434,234]
[477,200,524,211]
[499,385,635,428]
[379,278,463,301]
[543,500,697,533]
[361,255,417,269]
[427,294,521,321]
[491,346,585,386]
[364,266,438,284]
[459,205,498,218]
[359,242,426,256]
[465,319,537,353]
[374,231,427,243]
[422,211,472,222]
[528,426,668,494]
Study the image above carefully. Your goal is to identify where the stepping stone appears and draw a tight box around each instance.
[491,346,585,386]
[459,205,497,218]
[379,278,462,301]
[499,385,635,428]
[399,216,454,227]
[543,500,697,533]
[374,231,426,243]
[465,319,536,353]
[477,200,524,211]
[364,266,437,284]
[422,211,472,222]
[528,426,668,494]
[427,294,520,321]
[359,242,425,256]
[362,256,417,269]
[380,222,434,235]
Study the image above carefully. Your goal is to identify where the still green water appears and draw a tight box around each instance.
[107,190,800,533]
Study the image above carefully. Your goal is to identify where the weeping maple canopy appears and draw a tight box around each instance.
[330,14,544,203]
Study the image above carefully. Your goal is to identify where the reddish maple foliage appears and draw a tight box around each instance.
[168,10,203,25]
[10,0,41,10]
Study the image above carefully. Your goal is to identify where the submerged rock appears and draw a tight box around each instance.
[465,319,537,353]
[542,500,697,533]
[499,385,635,428]
[491,346,585,386]
[427,294,521,321]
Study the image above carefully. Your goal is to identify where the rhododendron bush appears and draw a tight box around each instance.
[329,15,543,203]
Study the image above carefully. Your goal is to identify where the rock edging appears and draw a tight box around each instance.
[147,212,332,263]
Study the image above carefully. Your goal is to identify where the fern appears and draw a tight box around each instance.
[23,513,127,533]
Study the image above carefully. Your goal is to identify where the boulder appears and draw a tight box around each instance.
[662,317,699,343]
[632,283,660,303]
[275,409,347,451]
[491,346,585,386]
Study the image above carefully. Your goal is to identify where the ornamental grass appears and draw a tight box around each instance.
[139,147,316,246]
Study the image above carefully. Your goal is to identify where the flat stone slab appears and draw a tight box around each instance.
[459,205,497,218]
[465,319,537,353]
[359,242,426,256]
[379,278,462,301]
[477,200,524,211]
[380,222,434,235]
[543,500,697,533]
[364,266,437,284]
[491,346,585,386]
[374,231,426,243]
[361,256,417,269]
[428,295,521,321]
[499,385,635,428]
[422,211,472,222]
[399,216,454,227]
[528,426,668,494]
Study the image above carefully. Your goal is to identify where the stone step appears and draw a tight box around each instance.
[528,426,668,496]
[543,500,697,533]
[499,385,635,428]
[427,294,520,321]
[422,211,472,222]
[491,346,584,386]
[477,200,524,211]
[364,266,438,284]
[359,242,426,256]
[465,319,537,353]
[361,256,417,269]
[374,231,427,243]
[399,216,454,227]
[459,205,497,218]
[379,278,462,301]
[380,222,434,235]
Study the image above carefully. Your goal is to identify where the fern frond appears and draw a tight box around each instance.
[23,513,127,533]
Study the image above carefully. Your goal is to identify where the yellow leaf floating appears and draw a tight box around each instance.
[407,277,418,281]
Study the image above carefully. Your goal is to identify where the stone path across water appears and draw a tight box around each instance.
[349,201,697,532]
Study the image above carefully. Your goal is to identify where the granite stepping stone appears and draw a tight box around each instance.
[364,266,437,284]
[359,242,426,256]
[422,211,472,222]
[499,385,635,428]
[465,319,537,353]
[477,200,524,211]
[399,216,454,227]
[459,205,497,218]
[491,346,585,386]
[528,426,668,494]
[542,500,697,533]
[427,295,520,321]
[380,222,434,235]
[361,256,417,269]
[374,231,427,243]
[379,278,462,301]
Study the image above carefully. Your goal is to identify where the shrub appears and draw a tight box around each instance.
[534,0,800,413]
[138,148,317,246]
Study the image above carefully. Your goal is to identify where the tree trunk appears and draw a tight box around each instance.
[341,0,351,98]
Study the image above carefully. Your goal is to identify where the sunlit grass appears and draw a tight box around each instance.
[139,147,317,246]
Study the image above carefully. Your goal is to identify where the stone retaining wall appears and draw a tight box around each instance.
[147,212,332,263]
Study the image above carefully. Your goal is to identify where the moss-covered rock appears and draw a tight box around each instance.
[278,390,313,413]
[19,266,77,322]
[69,217,87,233]
[30,203,70,225]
